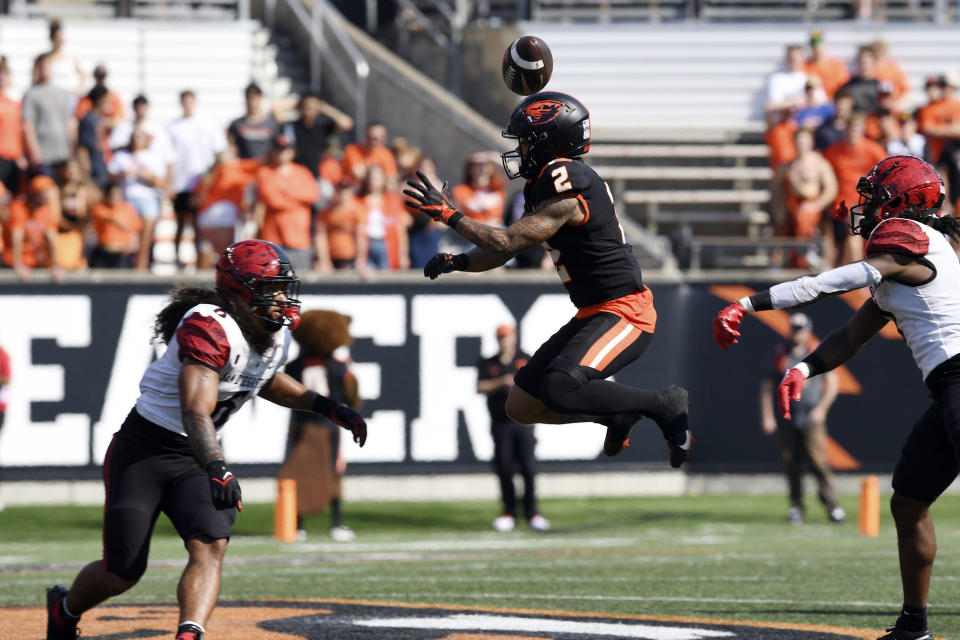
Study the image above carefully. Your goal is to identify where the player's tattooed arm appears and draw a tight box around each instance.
[454,196,582,258]
[179,358,225,466]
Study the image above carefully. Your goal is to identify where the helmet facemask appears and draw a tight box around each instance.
[849,175,890,236]
[246,275,301,332]
[501,130,546,179]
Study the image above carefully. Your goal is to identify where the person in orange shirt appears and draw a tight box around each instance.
[917,73,960,166]
[90,182,142,268]
[803,30,849,101]
[55,159,94,271]
[452,152,507,227]
[253,134,319,272]
[75,64,124,129]
[362,165,410,270]
[317,182,367,271]
[869,39,909,106]
[823,114,888,266]
[341,123,398,184]
[0,58,24,196]
[194,146,260,268]
[2,175,61,282]
[765,109,798,172]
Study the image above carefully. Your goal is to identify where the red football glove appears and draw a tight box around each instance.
[832,199,849,222]
[777,368,806,421]
[331,404,368,448]
[713,303,746,350]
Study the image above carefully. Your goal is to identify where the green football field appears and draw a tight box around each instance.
[2,492,959,639]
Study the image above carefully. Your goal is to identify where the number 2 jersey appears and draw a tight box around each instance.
[135,303,291,436]
[523,157,645,308]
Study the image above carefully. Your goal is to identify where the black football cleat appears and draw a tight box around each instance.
[601,412,643,457]
[654,385,692,468]
[877,627,932,640]
[46,585,79,639]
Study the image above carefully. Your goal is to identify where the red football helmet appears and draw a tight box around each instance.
[215,240,301,331]
[850,155,945,235]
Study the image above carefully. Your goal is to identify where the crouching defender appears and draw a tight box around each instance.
[46,240,367,640]
[405,91,691,465]
[714,155,956,640]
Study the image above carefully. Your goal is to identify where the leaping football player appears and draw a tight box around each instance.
[45,240,367,640]
[713,156,957,640]
[405,91,692,466]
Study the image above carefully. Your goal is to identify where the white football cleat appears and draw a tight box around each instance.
[492,514,515,532]
[529,514,551,532]
[330,525,356,542]
[829,506,846,523]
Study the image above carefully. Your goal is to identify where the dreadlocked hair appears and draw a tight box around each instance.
[903,210,960,245]
[153,286,274,355]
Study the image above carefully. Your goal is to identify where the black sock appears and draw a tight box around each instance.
[899,604,928,631]
[330,499,342,528]
[541,371,668,418]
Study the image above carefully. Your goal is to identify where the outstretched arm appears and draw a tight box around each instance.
[259,371,367,446]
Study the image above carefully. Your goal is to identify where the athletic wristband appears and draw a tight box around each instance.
[800,354,827,378]
[206,460,227,476]
[446,211,464,228]
[451,253,470,271]
[312,394,338,418]
[739,291,773,312]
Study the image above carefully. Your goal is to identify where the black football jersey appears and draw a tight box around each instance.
[522,158,644,308]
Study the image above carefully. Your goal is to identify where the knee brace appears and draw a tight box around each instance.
[539,369,587,415]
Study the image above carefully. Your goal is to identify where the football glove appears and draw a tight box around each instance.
[424,252,468,280]
[713,302,746,349]
[777,367,806,421]
[330,404,367,447]
[206,460,242,511]
[403,171,462,226]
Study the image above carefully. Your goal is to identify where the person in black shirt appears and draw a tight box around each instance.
[406,92,692,468]
[227,83,280,161]
[477,324,549,532]
[287,92,353,178]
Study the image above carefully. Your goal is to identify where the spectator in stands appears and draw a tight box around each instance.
[0,58,24,196]
[253,133,319,272]
[406,156,443,270]
[193,145,260,268]
[55,160,92,272]
[167,89,228,266]
[288,92,353,178]
[837,45,881,115]
[773,128,837,250]
[2,175,62,282]
[362,165,409,270]
[316,181,366,272]
[917,72,960,167]
[44,19,86,98]
[452,152,507,226]
[765,107,798,172]
[765,45,812,115]
[392,137,422,183]
[869,39,909,106]
[883,112,927,159]
[76,64,125,130]
[108,126,169,270]
[228,82,280,161]
[110,95,172,160]
[77,86,111,191]
[342,122,398,185]
[90,182,142,268]
[759,312,843,526]
[792,76,836,130]
[823,113,887,265]
[803,30,849,101]
[814,87,855,151]
[22,53,75,180]
[316,138,345,210]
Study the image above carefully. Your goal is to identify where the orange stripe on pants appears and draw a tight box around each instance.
[578,319,639,371]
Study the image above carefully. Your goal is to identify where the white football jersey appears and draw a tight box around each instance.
[869,218,960,380]
[135,303,291,435]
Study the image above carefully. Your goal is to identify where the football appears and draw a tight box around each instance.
[501,35,553,96]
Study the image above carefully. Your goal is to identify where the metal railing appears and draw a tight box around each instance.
[266,0,368,134]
